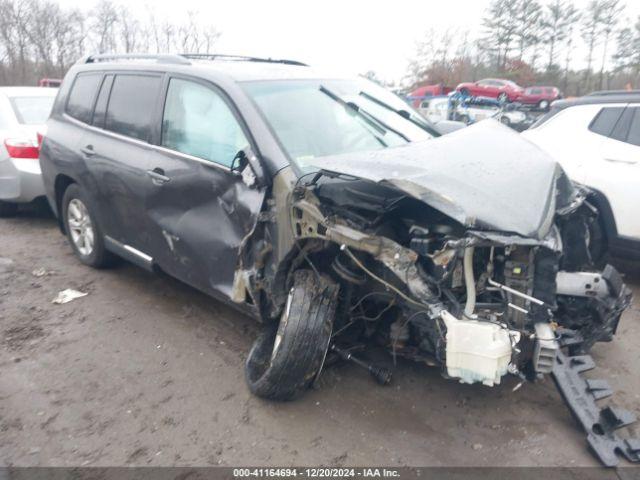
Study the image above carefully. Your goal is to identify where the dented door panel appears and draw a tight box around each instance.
[145,148,265,299]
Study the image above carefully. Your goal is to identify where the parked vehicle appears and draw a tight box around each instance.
[39,78,62,88]
[417,95,451,123]
[0,87,58,216]
[40,54,636,466]
[523,93,640,260]
[450,95,535,131]
[515,86,561,110]
[407,84,452,108]
[455,78,524,102]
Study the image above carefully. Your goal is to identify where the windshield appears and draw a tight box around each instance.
[9,96,55,125]
[243,79,433,171]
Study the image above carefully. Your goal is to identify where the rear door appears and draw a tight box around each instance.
[144,75,266,299]
[81,72,164,257]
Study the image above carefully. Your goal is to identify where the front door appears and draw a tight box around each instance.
[145,76,266,299]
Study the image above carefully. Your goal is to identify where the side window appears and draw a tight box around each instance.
[105,74,162,142]
[92,75,114,128]
[610,107,633,142]
[161,78,249,167]
[66,73,102,124]
[588,107,625,136]
[626,108,640,147]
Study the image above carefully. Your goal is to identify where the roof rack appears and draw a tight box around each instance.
[80,53,191,65]
[78,53,308,67]
[179,53,308,66]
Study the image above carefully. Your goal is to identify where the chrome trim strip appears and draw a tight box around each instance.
[104,235,153,263]
[123,244,153,263]
[63,113,232,172]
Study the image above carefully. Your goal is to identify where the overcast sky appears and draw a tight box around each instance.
[63,0,640,83]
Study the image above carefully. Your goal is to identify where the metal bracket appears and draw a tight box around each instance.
[552,349,640,466]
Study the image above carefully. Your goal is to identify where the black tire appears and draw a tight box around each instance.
[588,212,609,268]
[500,115,511,126]
[245,269,339,401]
[0,201,18,217]
[62,183,116,268]
[498,92,509,103]
[460,88,470,96]
[538,100,550,111]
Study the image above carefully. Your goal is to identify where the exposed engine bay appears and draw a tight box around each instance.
[237,123,637,466]
[282,174,629,385]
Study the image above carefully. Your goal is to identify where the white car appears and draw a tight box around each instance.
[418,96,450,123]
[0,87,58,216]
[523,94,640,258]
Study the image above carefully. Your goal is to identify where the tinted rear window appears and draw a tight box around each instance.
[589,107,625,136]
[10,96,55,125]
[66,74,102,123]
[105,75,162,142]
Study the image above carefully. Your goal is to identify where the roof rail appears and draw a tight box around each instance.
[179,53,308,66]
[587,89,640,97]
[81,53,191,65]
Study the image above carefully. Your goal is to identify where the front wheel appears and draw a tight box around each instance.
[62,184,116,268]
[245,269,339,401]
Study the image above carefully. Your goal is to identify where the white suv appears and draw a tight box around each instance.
[523,94,640,259]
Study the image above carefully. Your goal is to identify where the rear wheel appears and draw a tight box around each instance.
[245,269,339,400]
[538,100,550,111]
[62,184,116,268]
[0,201,18,217]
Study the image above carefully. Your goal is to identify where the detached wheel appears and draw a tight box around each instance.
[245,269,339,400]
[62,184,115,268]
[0,201,18,217]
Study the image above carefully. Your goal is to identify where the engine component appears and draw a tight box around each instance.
[440,310,520,386]
[533,322,558,374]
[463,247,476,317]
[331,344,392,385]
[556,271,609,299]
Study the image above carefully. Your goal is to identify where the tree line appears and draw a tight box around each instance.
[0,0,220,85]
[404,0,640,96]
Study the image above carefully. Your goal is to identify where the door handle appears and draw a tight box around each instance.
[605,158,637,165]
[147,168,171,184]
[80,145,95,157]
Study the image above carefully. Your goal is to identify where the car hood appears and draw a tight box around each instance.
[304,120,575,239]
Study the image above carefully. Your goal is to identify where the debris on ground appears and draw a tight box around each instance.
[52,289,88,305]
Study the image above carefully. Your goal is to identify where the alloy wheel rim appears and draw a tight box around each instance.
[67,199,94,256]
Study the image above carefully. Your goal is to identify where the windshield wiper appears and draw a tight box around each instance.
[319,85,410,142]
[358,91,441,137]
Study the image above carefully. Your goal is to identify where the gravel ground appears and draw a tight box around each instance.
[1,206,639,468]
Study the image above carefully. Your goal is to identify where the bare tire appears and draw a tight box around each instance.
[62,184,116,268]
[0,201,18,217]
[245,269,339,401]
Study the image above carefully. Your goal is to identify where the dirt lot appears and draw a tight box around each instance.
[0,207,639,468]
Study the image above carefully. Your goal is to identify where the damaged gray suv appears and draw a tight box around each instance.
[40,54,638,466]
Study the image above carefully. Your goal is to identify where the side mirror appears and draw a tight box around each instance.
[231,147,266,188]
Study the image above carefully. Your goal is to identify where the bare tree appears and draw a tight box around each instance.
[543,0,580,71]
[91,0,118,54]
[598,0,625,89]
[581,0,606,92]
[118,5,140,53]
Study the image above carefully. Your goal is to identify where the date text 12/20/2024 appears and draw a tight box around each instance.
[233,469,401,478]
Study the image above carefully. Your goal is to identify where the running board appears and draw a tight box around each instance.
[552,348,640,466]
